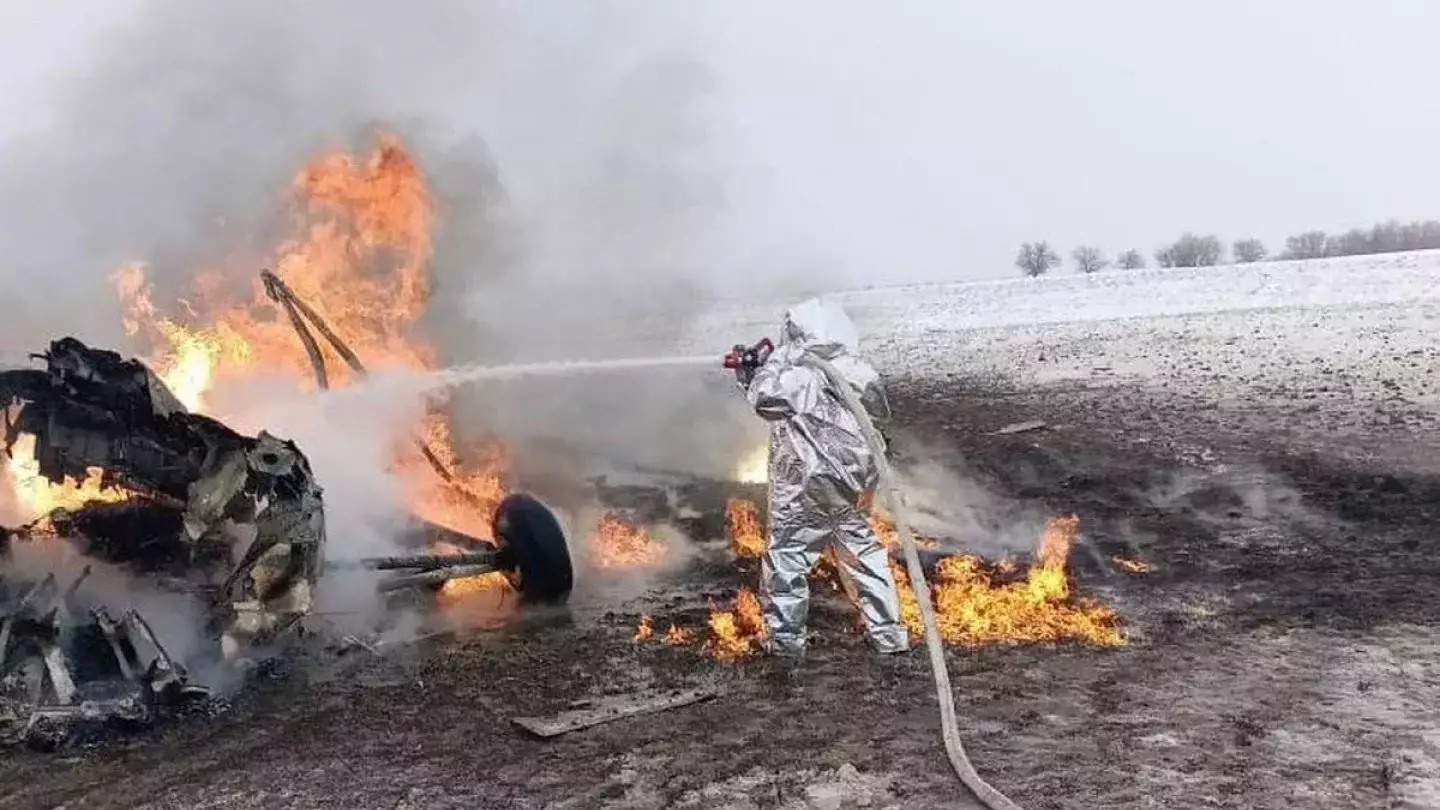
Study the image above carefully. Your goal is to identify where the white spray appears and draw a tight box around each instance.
[431,354,718,385]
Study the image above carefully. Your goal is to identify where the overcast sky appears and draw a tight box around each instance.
[2,1,1438,289]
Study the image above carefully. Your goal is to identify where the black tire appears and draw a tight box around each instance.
[492,493,573,604]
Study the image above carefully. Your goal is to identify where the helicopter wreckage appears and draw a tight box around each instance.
[1,275,574,749]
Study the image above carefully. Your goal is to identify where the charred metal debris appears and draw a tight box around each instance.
[0,333,576,748]
[1,338,327,655]
[0,337,324,746]
[0,569,209,749]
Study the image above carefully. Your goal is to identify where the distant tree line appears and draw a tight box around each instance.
[1016,218,1440,277]
[1277,220,1440,260]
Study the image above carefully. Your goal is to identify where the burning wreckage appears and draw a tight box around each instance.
[0,337,574,748]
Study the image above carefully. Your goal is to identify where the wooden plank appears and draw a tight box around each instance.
[511,687,718,738]
[990,419,1048,436]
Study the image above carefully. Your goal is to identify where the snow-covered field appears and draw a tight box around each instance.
[677,248,1440,404]
[502,249,1440,482]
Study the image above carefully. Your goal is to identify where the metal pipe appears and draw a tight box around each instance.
[377,564,497,593]
[358,551,499,571]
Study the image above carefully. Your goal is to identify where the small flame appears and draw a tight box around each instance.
[634,615,654,643]
[734,443,768,484]
[1112,556,1151,574]
[426,540,513,605]
[725,498,765,558]
[868,509,939,550]
[704,587,767,661]
[438,570,512,602]
[590,512,665,569]
[662,623,693,645]
[2,434,132,519]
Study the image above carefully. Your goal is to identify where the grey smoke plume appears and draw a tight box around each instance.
[0,2,829,671]
[0,0,776,485]
[889,446,1052,559]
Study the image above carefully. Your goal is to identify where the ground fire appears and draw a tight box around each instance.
[1112,556,1151,574]
[590,511,666,569]
[637,499,1124,657]
[704,587,767,660]
[726,498,765,558]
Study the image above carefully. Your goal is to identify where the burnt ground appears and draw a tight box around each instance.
[5,377,1440,809]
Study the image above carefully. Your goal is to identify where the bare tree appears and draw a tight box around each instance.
[1371,220,1402,254]
[1116,249,1146,270]
[1159,233,1224,267]
[1232,238,1267,263]
[1283,231,1328,260]
[1071,245,1108,274]
[1325,228,1375,257]
[1015,241,1060,277]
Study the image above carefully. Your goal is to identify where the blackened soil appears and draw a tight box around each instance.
[4,376,1440,809]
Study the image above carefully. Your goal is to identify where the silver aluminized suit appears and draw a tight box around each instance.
[739,298,909,655]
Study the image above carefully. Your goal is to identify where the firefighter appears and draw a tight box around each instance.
[730,298,909,657]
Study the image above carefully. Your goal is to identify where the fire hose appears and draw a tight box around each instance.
[802,351,1025,810]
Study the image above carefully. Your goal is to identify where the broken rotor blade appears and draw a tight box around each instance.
[258,268,480,498]
[259,270,365,377]
[264,273,330,391]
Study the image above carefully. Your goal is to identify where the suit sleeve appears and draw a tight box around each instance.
[745,361,821,422]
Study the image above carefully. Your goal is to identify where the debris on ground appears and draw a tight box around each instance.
[512,686,719,738]
[1,338,324,743]
[1,338,326,660]
[0,568,208,749]
[989,419,1048,436]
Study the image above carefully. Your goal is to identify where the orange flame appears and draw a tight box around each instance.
[891,514,1122,646]
[662,623,693,645]
[91,134,510,566]
[590,512,665,569]
[631,617,701,649]
[704,587,767,661]
[713,501,1123,649]
[438,570,512,602]
[633,615,655,643]
[868,509,939,550]
[1112,556,1150,574]
[113,133,437,395]
[725,498,765,558]
[2,433,132,521]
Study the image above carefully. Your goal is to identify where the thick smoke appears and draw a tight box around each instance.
[0,0,776,483]
[0,2,795,661]
[211,369,452,637]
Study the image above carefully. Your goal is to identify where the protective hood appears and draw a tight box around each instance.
[781,298,860,360]
[778,298,878,393]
